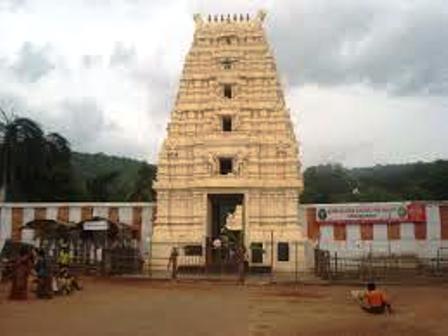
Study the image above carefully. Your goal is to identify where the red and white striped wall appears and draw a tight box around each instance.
[0,202,155,255]
[304,202,448,257]
[3,201,448,260]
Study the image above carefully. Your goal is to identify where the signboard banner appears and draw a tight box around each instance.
[316,202,426,224]
[83,220,109,231]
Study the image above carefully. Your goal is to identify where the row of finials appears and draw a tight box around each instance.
[207,14,251,22]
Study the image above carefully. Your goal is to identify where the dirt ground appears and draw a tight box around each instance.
[1,278,448,336]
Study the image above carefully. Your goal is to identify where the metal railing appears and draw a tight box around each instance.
[140,239,312,283]
[314,247,448,282]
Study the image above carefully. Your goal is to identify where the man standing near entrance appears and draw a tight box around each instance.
[235,244,247,285]
[167,247,179,280]
[213,237,223,271]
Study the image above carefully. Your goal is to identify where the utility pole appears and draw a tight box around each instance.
[270,230,274,283]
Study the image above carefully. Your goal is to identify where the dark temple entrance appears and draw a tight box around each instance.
[206,194,244,272]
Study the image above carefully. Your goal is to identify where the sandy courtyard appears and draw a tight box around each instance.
[1,278,448,336]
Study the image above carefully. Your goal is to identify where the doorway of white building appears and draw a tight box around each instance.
[206,193,244,272]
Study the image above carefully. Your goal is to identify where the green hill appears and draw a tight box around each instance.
[71,152,157,202]
[300,160,448,203]
[4,146,447,204]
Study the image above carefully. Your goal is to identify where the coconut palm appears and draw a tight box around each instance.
[46,132,71,161]
[0,107,73,201]
[0,107,47,201]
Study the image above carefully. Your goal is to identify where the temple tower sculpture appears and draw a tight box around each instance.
[152,11,307,272]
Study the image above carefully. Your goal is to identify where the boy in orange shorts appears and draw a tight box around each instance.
[352,282,392,314]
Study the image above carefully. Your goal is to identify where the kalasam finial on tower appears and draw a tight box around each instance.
[193,13,202,24]
[257,9,267,23]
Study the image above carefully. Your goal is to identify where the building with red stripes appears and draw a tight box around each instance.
[0,202,155,256]
[305,201,448,257]
[2,201,448,268]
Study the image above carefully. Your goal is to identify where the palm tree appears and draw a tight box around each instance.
[0,107,47,201]
[0,107,72,201]
[46,132,71,161]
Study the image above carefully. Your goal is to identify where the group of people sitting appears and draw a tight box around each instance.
[8,245,82,301]
[35,247,82,299]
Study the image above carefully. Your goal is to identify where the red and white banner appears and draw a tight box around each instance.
[316,202,426,224]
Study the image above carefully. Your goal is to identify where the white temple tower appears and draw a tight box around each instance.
[152,11,307,272]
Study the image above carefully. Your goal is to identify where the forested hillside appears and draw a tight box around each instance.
[71,152,156,202]
[300,160,448,203]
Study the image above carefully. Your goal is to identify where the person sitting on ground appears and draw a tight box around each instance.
[54,268,69,295]
[54,266,82,295]
[352,282,392,314]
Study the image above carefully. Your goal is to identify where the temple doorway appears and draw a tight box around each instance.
[206,193,244,271]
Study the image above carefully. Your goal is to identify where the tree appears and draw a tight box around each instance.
[0,107,75,201]
[127,163,156,201]
[300,164,357,203]
[86,171,120,201]
[41,133,77,201]
[421,160,448,200]
[0,108,47,201]
[301,160,448,203]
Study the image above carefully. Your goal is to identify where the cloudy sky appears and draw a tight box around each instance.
[0,0,447,168]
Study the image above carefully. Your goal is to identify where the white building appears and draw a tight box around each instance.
[0,202,155,256]
[304,201,448,259]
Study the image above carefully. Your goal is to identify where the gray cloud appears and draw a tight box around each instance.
[131,46,179,127]
[82,54,103,69]
[109,42,136,67]
[1,0,447,167]
[269,0,448,96]
[11,42,54,82]
[0,91,30,119]
[0,94,108,145]
[55,98,150,159]
[59,99,109,144]
[0,0,27,12]
[0,92,149,159]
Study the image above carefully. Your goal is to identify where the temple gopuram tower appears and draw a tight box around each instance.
[152,11,307,272]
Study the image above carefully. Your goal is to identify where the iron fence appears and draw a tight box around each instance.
[137,239,314,282]
[314,247,448,282]
[8,239,445,284]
